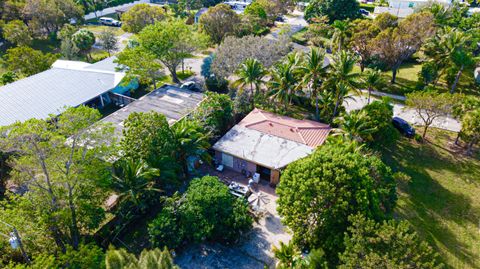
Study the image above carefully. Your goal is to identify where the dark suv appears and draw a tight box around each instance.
[392,117,415,138]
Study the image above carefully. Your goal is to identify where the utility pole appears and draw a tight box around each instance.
[0,220,31,265]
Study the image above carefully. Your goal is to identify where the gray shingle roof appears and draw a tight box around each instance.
[102,85,204,135]
[0,68,122,126]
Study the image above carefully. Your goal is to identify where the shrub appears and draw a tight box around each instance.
[149,176,252,248]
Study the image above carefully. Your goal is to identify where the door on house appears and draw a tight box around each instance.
[221,153,234,168]
[257,165,271,181]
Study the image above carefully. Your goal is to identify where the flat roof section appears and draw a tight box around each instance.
[102,85,204,135]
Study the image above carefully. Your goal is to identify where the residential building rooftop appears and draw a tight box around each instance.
[213,109,331,169]
[101,84,204,135]
[0,61,124,126]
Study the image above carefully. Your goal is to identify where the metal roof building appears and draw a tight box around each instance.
[0,57,124,127]
[102,84,204,135]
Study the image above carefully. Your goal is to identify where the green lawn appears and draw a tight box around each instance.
[83,25,126,37]
[380,128,480,268]
[354,62,421,96]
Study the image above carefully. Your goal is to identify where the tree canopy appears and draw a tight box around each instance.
[276,140,397,263]
[4,46,57,77]
[138,19,206,83]
[305,0,360,22]
[149,176,252,248]
[339,214,442,268]
[0,106,114,254]
[199,4,241,44]
[121,3,166,33]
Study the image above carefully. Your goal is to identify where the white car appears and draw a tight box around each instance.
[99,17,122,27]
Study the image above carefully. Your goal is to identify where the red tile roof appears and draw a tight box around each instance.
[238,109,331,147]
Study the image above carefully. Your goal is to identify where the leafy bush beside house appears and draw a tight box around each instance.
[148,176,253,249]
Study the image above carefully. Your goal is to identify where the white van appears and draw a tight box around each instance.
[99,17,122,27]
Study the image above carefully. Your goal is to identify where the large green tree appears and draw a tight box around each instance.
[23,0,83,36]
[72,29,95,61]
[2,20,31,46]
[121,3,165,33]
[339,214,442,268]
[115,46,163,88]
[199,4,241,44]
[304,0,360,22]
[4,46,57,77]
[370,12,435,83]
[276,140,397,264]
[120,112,178,181]
[0,106,114,254]
[138,19,205,83]
[194,92,234,138]
[149,176,252,248]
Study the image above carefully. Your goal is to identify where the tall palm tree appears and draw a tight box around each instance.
[363,69,385,104]
[325,51,361,120]
[112,158,161,213]
[449,48,477,94]
[272,241,302,269]
[334,110,377,142]
[299,48,328,121]
[422,27,471,87]
[233,58,267,109]
[106,247,179,269]
[331,20,350,52]
[172,119,211,178]
[268,61,299,113]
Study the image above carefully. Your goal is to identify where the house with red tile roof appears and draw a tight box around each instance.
[212,109,331,185]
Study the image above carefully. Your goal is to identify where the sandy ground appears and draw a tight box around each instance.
[175,192,291,269]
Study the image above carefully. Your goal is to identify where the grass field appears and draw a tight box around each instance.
[83,25,126,36]
[381,129,480,268]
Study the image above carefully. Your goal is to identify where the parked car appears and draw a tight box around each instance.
[99,17,122,27]
[359,9,370,16]
[180,81,200,92]
[392,117,415,138]
[275,16,285,22]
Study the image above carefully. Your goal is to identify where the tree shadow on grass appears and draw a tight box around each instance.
[381,138,480,268]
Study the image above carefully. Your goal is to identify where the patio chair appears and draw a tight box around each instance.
[216,164,224,172]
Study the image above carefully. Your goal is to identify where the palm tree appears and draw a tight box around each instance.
[172,119,211,178]
[422,27,471,87]
[324,51,361,120]
[268,61,299,113]
[272,241,302,269]
[106,247,178,269]
[334,110,377,142]
[112,158,161,214]
[233,58,267,109]
[363,69,385,104]
[449,48,477,94]
[299,48,328,121]
[331,20,350,52]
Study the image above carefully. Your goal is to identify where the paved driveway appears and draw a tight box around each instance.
[345,95,461,132]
